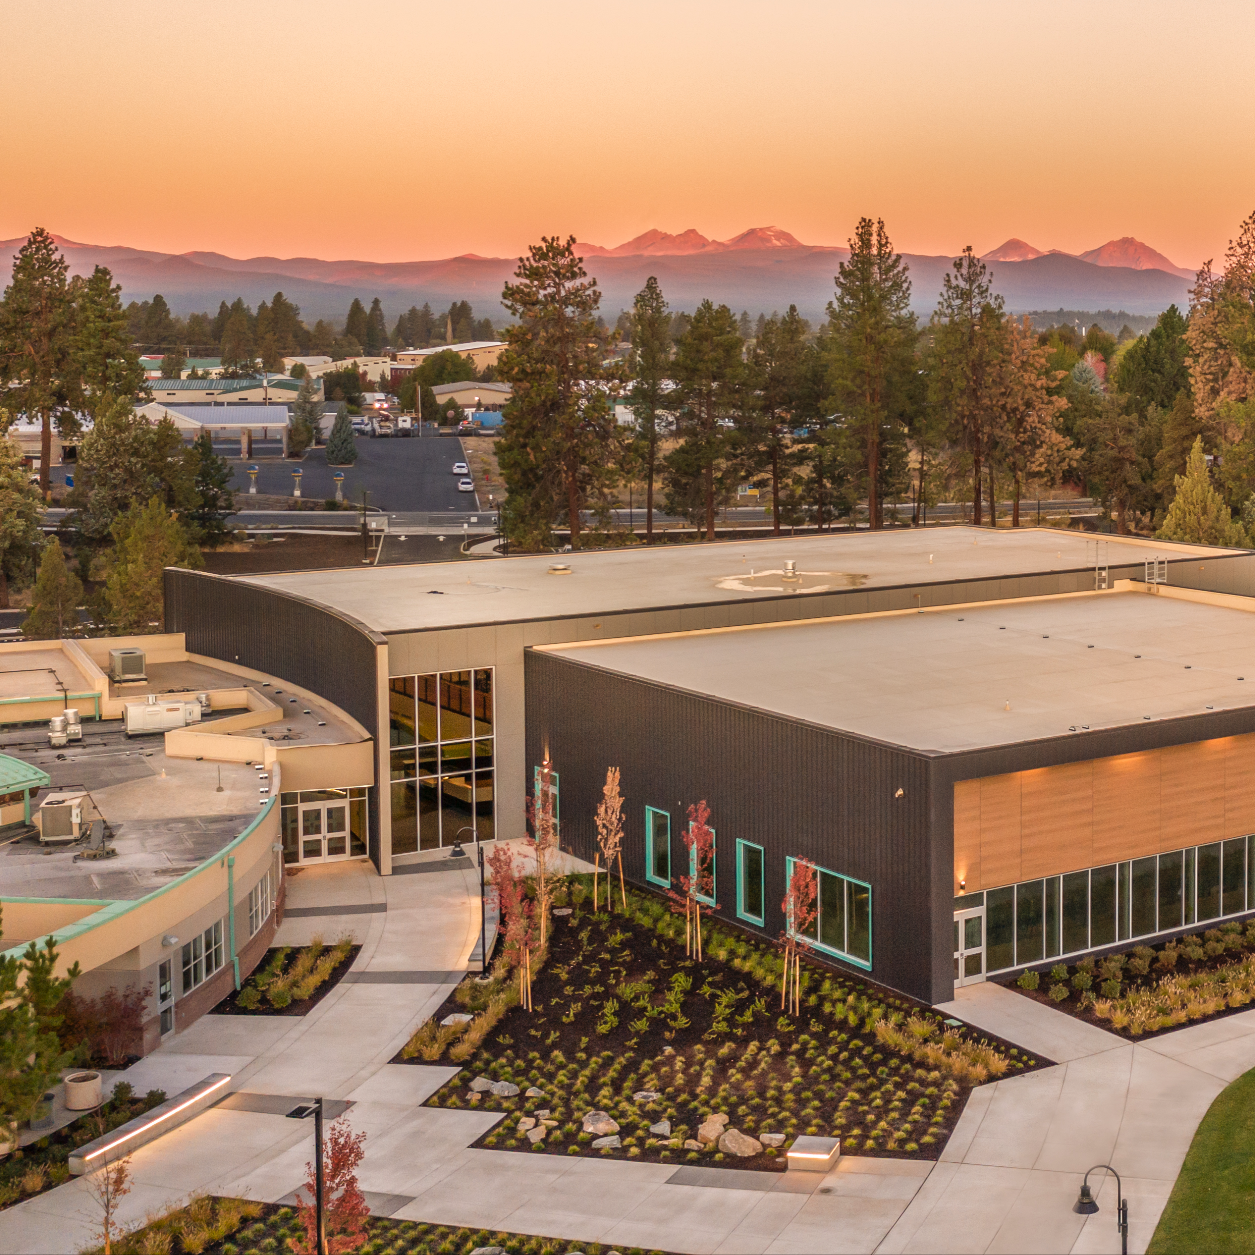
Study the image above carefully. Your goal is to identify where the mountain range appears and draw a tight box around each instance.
[0,229,1197,325]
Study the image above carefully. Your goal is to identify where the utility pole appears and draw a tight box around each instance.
[360,489,371,564]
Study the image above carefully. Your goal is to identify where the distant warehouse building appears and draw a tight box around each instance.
[163,529,1255,1004]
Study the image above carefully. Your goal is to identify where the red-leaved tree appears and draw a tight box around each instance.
[667,801,716,960]
[292,1117,368,1255]
[525,756,559,946]
[594,766,626,912]
[780,859,817,1015]
[487,844,535,1009]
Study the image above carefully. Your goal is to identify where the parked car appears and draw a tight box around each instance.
[372,416,395,437]
[451,462,469,475]
[457,477,475,493]
[351,417,370,434]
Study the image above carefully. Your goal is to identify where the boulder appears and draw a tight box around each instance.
[471,1248,506,1255]
[553,907,573,916]
[469,1076,493,1093]
[517,1117,536,1131]
[540,1120,559,1128]
[649,1120,671,1137]
[591,1135,621,1149]
[490,1081,520,1097]
[582,1111,620,1137]
[697,1115,729,1145]
[441,1013,473,1026]
[760,1133,786,1148]
[718,1128,763,1158]
[633,1090,661,1102]
[535,1108,552,1120]
[526,1127,548,1144]
[525,1087,546,1098]
[683,1139,704,1151]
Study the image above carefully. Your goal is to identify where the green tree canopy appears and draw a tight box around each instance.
[102,496,203,633]
[289,373,322,455]
[344,298,369,347]
[628,276,671,541]
[326,406,358,466]
[364,298,388,354]
[71,265,146,414]
[497,235,617,549]
[1157,437,1247,546]
[1113,305,1190,412]
[23,540,84,638]
[0,437,43,609]
[141,294,176,346]
[185,431,235,546]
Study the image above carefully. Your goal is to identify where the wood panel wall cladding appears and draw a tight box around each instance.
[953,734,1255,893]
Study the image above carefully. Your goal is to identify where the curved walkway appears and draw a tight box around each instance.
[5,870,1255,1255]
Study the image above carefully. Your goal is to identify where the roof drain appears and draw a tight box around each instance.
[548,564,571,575]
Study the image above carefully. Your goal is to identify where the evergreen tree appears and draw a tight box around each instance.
[664,300,745,539]
[326,406,358,466]
[364,298,388,354]
[254,300,282,370]
[1113,305,1190,412]
[1157,437,1247,546]
[344,298,369,347]
[71,266,146,414]
[102,496,203,633]
[141,294,176,346]
[220,305,255,375]
[289,374,321,456]
[1082,394,1147,534]
[210,300,232,345]
[927,246,1005,525]
[0,924,79,1146]
[1152,392,1204,509]
[0,437,43,609]
[628,277,671,542]
[309,319,335,356]
[23,541,84,638]
[185,431,235,546]
[0,228,75,492]
[745,306,810,533]
[159,348,186,378]
[496,236,617,549]
[826,218,917,530]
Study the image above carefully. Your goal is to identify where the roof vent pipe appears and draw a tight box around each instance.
[782,560,800,583]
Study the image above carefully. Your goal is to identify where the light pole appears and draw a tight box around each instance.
[286,1097,327,1255]
[359,489,371,564]
[247,464,259,495]
[1074,1164,1128,1255]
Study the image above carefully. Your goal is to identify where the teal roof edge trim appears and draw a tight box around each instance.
[0,790,278,963]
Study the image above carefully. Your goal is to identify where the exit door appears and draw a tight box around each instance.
[299,802,350,864]
[954,907,986,987]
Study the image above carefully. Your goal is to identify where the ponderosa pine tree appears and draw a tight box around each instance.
[219,306,254,376]
[71,266,147,415]
[23,540,83,638]
[0,228,75,493]
[928,247,1006,525]
[344,298,369,348]
[364,298,388,354]
[664,300,744,539]
[141,294,176,346]
[1083,394,1147,535]
[326,406,358,466]
[628,277,671,542]
[102,496,203,633]
[0,437,43,609]
[185,431,235,545]
[1157,436,1248,546]
[496,236,617,549]
[289,374,321,456]
[826,218,917,530]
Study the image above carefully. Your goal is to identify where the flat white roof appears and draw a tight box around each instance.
[540,590,1255,754]
[236,528,1237,635]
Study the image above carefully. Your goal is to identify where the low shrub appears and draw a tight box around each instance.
[1048,983,1070,1003]
[1016,971,1039,991]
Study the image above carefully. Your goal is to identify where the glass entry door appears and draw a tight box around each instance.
[954,907,986,987]
[299,801,351,864]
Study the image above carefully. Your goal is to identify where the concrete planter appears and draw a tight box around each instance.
[64,1071,102,1111]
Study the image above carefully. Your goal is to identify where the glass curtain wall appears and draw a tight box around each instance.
[974,835,1255,973]
[389,669,494,855]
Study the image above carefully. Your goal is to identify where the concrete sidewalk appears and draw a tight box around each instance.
[6,865,1255,1255]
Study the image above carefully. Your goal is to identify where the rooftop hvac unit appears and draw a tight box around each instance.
[109,648,147,682]
[48,714,68,747]
[124,694,203,737]
[36,791,99,844]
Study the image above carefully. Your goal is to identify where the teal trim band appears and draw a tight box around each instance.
[0,895,112,907]
[0,792,278,964]
[0,691,101,715]
[227,856,239,990]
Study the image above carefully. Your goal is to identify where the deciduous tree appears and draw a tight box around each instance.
[670,800,715,960]
[780,859,817,1016]
[292,1118,368,1255]
[525,756,560,947]
[594,766,625,912]
[497,236,617,549]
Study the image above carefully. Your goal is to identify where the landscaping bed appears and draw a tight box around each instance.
[212,938,358,1017]
[0,1082,165,1211]
[86,1197,669,1255]
[1008,917,1255,1039]
[410,881,1039,1169]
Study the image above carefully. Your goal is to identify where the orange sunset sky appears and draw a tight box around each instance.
[2,0,1253,267]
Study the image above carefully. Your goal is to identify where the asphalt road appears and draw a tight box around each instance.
[226,429,476,512]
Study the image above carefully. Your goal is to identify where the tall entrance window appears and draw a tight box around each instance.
[736,840,764,925]
[280,789,368,866]
[389,669,494,855]
[158,960,174,1035]
[645,807,670,886]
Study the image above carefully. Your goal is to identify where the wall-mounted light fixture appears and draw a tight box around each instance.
[894,788,904,798]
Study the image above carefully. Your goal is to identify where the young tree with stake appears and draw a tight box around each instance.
[525,757,560,947]
[780,860,818,1016]
[594,766,626,912]
[669,800,716,960]
[292,1117,368,1255]
[86,1153,132,1255]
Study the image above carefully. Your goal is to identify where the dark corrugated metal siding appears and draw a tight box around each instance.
[164,568,386,868]
[525,649,943,1003]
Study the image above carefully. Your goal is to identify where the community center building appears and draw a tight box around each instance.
[158,528,1255,1005]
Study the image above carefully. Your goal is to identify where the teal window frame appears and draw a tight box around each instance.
[736,839,765,925]
[645,807,670,887]
[689,824,717,907]
[532,766,559,835]
[786,857,872,971]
